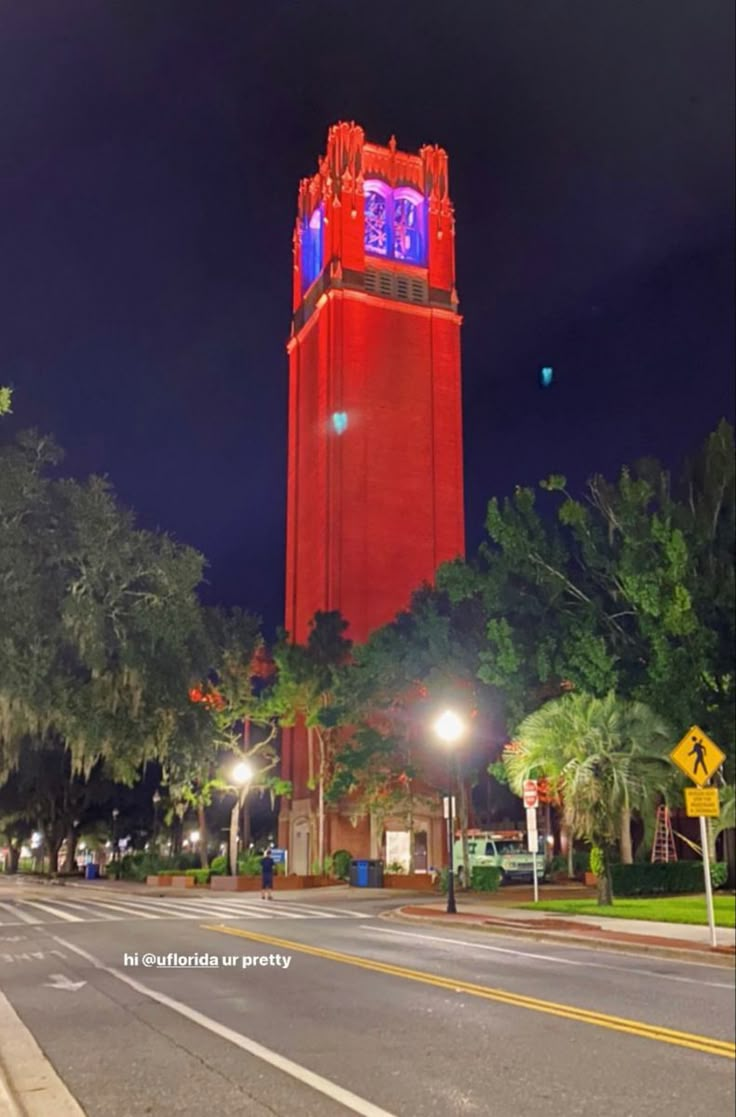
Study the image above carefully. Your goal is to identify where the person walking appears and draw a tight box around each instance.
[261,847,275,900]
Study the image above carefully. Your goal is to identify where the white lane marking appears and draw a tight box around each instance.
[276,904,366,918]
[36,899,121,921]
[363,926,736,991]
[52,935,398,1117]
[139,900,272,921]
[0,902,31,925]
[209,903,306,920]
[15,901,84,923]
[0,903,41,925]
[148,898,308,920]
[66,898,161,919]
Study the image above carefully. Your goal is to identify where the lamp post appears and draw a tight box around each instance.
[152,791,161,850]
[111,809,120,863]
[433,709,466,915]
[229,761,253,877]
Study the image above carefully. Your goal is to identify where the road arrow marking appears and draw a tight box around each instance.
[45,973,86,992]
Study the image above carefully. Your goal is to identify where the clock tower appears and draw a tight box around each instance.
[280,123,465,867]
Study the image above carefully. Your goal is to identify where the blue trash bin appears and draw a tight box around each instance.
[356,860,369,887]
[85,864,99,881]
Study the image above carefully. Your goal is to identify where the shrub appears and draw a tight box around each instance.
[549,851,589,877]
[470,865,503,893]
[185,869,211,885]
[209,855,227,876]
[711,861,728,889]
[237,851,262,876]
[386,861,405,874]
[589,847,605,878]
[609,861,727,896]
[332,849,352,880]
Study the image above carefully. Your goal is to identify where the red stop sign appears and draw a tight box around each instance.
[523,780,539,809]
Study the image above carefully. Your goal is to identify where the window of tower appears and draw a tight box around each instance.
[301,204,324,292]
[363,181,426,266]
[364,182,390,258]
[392,188,425,265]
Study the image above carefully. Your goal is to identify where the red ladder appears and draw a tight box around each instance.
[651,804,677,863]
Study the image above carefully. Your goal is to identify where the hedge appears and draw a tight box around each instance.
[610,861,728,897]
[470,865,503,892]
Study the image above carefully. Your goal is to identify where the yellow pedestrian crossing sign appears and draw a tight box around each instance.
[670,726,726,788]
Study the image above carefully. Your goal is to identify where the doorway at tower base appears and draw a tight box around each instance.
[277,802,446,878]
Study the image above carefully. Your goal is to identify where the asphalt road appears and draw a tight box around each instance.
[0,883,734,1117]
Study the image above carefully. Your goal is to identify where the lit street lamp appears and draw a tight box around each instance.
[152,791,161,849]
[433,709,466,915]
[229,760,253,877]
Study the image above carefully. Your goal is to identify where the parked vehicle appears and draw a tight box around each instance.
[453,830,547,884]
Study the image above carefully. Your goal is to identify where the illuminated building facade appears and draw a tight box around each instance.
[279,123,465,870]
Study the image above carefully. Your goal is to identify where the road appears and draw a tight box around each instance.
[0,881,734,1117]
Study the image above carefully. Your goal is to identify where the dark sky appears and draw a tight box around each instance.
[1,2,733,635]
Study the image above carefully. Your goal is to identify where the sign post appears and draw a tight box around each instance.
[524,784,540,903]
[698,814,717,948]
[670,726,726,948]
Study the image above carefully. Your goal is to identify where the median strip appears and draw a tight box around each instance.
[203,924,736,1061]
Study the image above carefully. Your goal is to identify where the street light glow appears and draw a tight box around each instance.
[189,830,200,843]
[232,760,253,785]
[433,709,466,743]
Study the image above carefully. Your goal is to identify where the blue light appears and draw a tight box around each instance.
[301,205,324,293]
[363,182,426,266]
[331,411,348,435]
[540,366,554,388]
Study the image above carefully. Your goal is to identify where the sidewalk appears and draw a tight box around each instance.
[392,897,736,964]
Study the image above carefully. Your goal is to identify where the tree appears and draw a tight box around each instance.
[0,387,11,416]
[325,588,492,876]
[437,423,734,876]
[0,740,116,874]
[269,612,352,871]
[171,608,286,871]
[0,431,212,789]
[505,692,675,904]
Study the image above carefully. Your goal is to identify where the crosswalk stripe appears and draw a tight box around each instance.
[126,896,298,918]
[0,901,42,925]
[41,899,121,921]
[0,902,42,924]
[66,898,162,919]
[138,899,273,920]
[0,895,366,925]
[17,900,84,922]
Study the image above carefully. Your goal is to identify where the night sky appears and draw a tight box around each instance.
[1,2,733,636]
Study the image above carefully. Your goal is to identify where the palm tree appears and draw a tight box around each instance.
[505,692,675,904]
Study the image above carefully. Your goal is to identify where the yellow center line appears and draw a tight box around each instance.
[203,924,735,1060]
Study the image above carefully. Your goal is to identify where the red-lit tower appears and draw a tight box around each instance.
[280,123,465,868]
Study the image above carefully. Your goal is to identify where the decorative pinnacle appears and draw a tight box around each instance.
[388,134,397,153]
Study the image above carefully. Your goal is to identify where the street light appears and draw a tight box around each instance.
[152,790,161,849]
[232,761,253,786]
[229,760,254,876]
[111,809,120,862]
[433,709,467,915]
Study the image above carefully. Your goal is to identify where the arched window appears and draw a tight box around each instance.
[363,182,426,266]
[392,188,425,265]
[364,181,390,258]
[301,205,324,292]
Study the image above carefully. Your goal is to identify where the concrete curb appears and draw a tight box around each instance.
[0,993,86,1116]
[383,910,736,969]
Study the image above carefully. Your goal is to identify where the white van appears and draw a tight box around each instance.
[454,831,546,885]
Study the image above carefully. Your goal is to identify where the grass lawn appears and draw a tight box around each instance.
[519,894,736,928]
